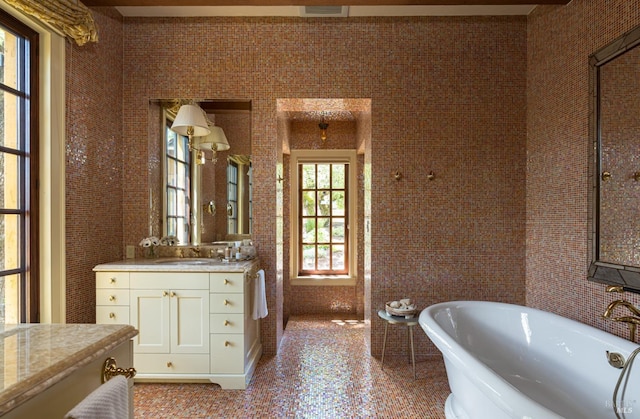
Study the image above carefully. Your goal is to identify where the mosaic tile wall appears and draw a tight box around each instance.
[115,15,527,357]
[65,8,124,323]
[526,0,640,339]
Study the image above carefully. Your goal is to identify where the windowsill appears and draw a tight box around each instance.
[291,276,357,286]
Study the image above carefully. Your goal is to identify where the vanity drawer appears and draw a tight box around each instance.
[96,289,130,306]
[210,293,244,313]
[96,272,130,289]
[209,314,244,334]
[210,334,245,374]
[209,273,244,293]
[134,353,210,374]
[131,272,209,289]
[96,306,130,324]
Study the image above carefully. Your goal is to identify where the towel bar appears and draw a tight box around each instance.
[102,357,137,383]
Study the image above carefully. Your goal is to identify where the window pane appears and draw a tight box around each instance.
[302,219,316,243]
[302,245,315,270]
[332,164,345,188]
[317,191,330,216]
[317,217,330,242]
[317,164,330,189]
[317,245,330,270]
[0,29,20,90]
[0,214,20,271]
[332,218,345,243]
[331,191,345,216]
[302,164,315,189]
[177,162,187,188]
[177,136,187,161]
[0,153,21,209]
[332,245,345,270]
[167,159,176,187]
[302,191,315,216]
[166,188,176,215]
[228,164,238,184]
[166,130,177,158]
[0,91,20,149]
[167,218,177,237]
[1,274,20,323]
[176,190,186,217]
[228,183,237,201]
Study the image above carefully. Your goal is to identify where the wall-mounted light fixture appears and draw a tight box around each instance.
[170,104,211,151]
[319,118,329,142]
[194,125,230,164]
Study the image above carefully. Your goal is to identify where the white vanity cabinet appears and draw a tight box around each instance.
[129,272,210,375]
[94,259,262,389]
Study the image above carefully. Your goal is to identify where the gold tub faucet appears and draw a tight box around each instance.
[603,292,640,341]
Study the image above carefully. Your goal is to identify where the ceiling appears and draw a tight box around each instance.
[83,0,570,17]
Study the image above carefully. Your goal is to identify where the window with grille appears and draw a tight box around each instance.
[165,121,190,245]
[290,150,357,283]
[0,11,39,323]
[299,162,349,275]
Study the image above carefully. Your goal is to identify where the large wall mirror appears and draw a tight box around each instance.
[588,25,640,291]
[149,99,252,246]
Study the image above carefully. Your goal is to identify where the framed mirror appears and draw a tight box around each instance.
[149,99,251,246]
[588,25,640,291]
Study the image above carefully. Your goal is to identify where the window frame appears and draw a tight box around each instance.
[163,111,191,245]
[290,149,357,286]
[0,10,39,323]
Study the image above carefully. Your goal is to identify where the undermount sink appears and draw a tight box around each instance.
[154,258,214,265]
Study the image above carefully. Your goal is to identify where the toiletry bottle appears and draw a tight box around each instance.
[224,247,231,259]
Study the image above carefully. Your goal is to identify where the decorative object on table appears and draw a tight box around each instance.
[160,235,179,246]
[139,236,160,258]
[385,298,418,318]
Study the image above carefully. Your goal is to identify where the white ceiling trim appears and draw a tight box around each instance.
[116,5,537,17]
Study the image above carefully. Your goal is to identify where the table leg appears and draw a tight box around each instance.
[409,325,416,380]
[381,322,389,370]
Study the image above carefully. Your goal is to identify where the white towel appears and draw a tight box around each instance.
[252,269,268,320]
[65,375,129,419]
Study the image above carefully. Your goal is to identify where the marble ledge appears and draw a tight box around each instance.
[93,257,259,273]
[0,323,137,415]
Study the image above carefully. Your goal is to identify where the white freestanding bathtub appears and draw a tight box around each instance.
[419,301,640,419]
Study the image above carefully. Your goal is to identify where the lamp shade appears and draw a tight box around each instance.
[195,126,230,152]
[171,104,211,137]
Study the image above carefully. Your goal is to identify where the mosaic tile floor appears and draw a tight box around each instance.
[134,315,450,418]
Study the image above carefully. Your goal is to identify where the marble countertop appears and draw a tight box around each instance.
[93,257,258,272]
[0,323,137,415]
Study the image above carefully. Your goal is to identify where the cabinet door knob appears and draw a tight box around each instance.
[162,291,169,297]
[224,320,230,326]
[224,341,230,347]
[224,279,229,285]
[109,312,116,319]
[166,362,173,368]
[170,291,176,298]
[109,295,116,302]
[110,278,116,284]
[223,299,229,306]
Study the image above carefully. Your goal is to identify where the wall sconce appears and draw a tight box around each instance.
[194,125,230,164]
[170,104,211,151]
[319,119,329,142]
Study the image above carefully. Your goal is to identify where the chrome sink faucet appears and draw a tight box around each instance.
[602,286,640,341]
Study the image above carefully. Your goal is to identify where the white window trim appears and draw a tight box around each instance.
[0,3,67,323]
[290,149,357,286]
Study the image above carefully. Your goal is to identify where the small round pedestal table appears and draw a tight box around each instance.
[377,309,418,379]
